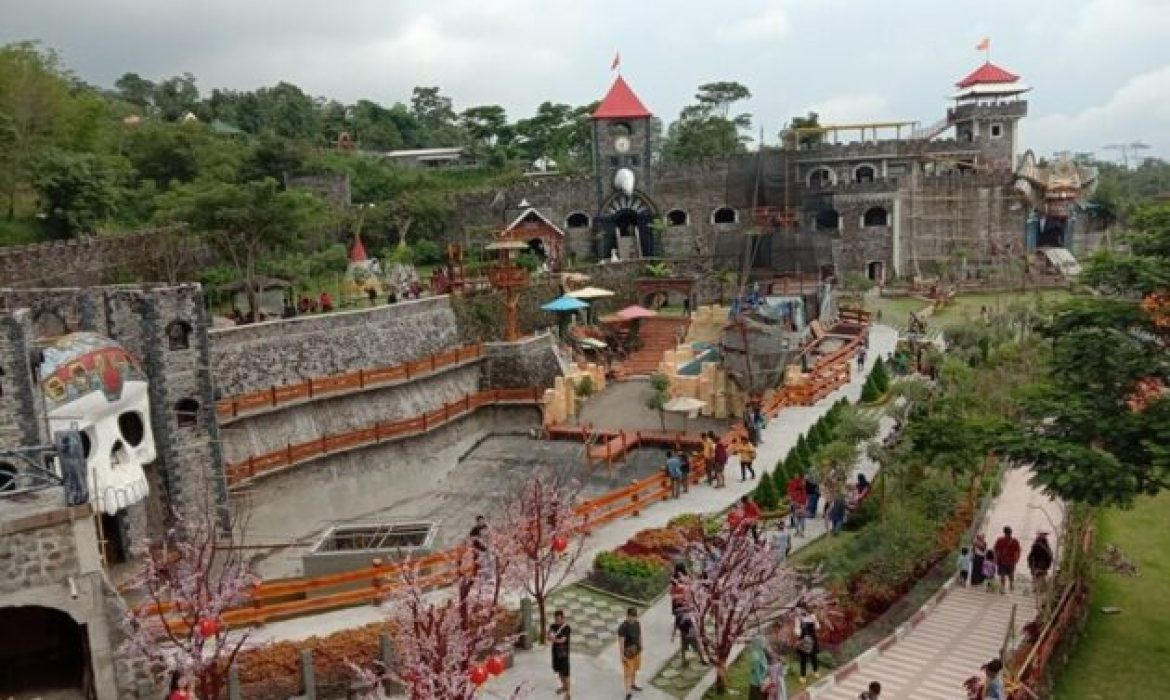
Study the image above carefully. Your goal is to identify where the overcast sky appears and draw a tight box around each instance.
[4,0,1170,161]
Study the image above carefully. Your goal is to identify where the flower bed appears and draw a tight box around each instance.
[586,515,707,602]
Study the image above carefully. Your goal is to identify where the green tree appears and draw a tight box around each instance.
[646,373,671,431]
[754,471,778,510]
[254,82,320,140]
[0,42,71,219]
[461,105,510,148]
[780,112,823,149]
[153,73,200,121]
[156,178,323,317]
[861,375,881,403]
[114,72,155,110]
[410,86,463,146]
[694,81,752,120]
[32,149,123,237]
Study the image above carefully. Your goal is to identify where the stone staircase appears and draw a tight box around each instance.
[614,316,690,377]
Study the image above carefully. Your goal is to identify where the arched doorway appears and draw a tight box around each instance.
[599,192,657,259]
[526,237,547,260]
[0,606,92,698]
[867,261,885,283]
[1038,218,1066,248]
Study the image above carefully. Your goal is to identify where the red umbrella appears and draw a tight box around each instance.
[617,305,658,321]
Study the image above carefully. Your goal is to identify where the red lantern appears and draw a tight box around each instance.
[551,536,568,553]
[469,664,488,686]
[486,654,505,676]
[197,618,219,637]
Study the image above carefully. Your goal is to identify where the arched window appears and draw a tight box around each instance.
[815,209,840,231]
[565,212,590,229]
[166,319,193,350]
[666,209,688,226]
[863,207,890,228]
[175,398,200,428]
[854,165,876,183]
[808,167,835,188]
[712,207,737,225]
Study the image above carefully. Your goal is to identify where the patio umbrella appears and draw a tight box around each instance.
[617,304,658,321]
[566,286,615,300]
[542,295,590,338]
[663,396,707,433]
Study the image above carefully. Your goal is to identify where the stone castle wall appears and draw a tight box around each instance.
[209,295,462,396]
[0,229,210,289]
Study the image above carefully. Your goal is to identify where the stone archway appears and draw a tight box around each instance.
[598,191,658,258]
[0,605,92,698]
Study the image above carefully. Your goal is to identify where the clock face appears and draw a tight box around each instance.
[614,136,631,154]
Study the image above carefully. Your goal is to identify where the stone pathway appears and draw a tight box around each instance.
[814,467,1063,699]
[546,584,636,656]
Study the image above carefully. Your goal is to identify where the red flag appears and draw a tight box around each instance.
[975,37,990,52]
[611,52,621,71]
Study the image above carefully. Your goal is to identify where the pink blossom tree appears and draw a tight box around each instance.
[496,467,585,644]
[118,506,260,699]
[679,524,819,693]
[376,544,523,700]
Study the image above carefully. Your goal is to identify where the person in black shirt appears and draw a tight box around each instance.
[549,610,571,697]
[617,607,643,700]
[469,515,490,574]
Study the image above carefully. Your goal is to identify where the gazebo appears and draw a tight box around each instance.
[499,207,566,270]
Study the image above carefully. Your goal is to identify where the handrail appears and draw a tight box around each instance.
[225,387,543,487]
[215,343,486,421]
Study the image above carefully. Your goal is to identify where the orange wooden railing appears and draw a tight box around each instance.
[216,343,485,421]
[225,387,543,487]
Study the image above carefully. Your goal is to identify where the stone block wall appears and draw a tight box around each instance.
[481,332,566,391]
[209,296,462,396]
[0,309,48,448]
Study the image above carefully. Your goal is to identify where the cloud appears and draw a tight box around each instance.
[1067,0,1170,45]
[1023,64,1170,159]
[800,94,892,124]
[716,8,789,43]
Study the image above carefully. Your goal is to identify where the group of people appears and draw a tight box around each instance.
[663,419,766,500]
[957,526,1054,594]
[784,470,871,537]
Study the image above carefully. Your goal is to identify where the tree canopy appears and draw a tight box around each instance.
[662,81,753,164]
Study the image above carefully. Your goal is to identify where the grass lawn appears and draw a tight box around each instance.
[1053,492,1170,700]
[870,289,1073,332]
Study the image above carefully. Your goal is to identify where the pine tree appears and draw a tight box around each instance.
[872,357,890,394]
[861,374,881,403]
[754,472,778,510]
[796,433,812,463]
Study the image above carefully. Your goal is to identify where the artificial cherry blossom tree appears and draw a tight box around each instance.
[118,505,260,699]
[679,523,815,693]
[496,467,585,643]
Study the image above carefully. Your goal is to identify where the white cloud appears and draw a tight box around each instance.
[801,94,892,124]
[716,8,789,43]
[1067,0,1170,45]
[1023,65,1170,159]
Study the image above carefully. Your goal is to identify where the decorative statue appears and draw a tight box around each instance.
[39,332,153,515]
[614,168,636,196]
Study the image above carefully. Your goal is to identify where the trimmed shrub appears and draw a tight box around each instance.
[861,374,881,403]
[755,471,779,510]
[872,357,890,393]
[590,551,670,602]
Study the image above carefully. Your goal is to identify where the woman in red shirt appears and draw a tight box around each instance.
[168,672,198,700]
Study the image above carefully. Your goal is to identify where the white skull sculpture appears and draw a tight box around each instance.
[39,332,153,515]
[614,167,636,196]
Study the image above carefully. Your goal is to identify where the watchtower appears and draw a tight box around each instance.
[591,76,658,258]
[948,61,1030,171]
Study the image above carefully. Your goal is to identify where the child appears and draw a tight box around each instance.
[982,551,998,593]
[957,547,972,587]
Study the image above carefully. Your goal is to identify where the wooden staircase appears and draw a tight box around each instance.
[613,316,690,378]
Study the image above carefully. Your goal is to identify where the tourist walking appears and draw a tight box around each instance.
[828,490,848,535]
[748,635,769,700]
[680,451,693,493]
[550,610,571,698]
[794,604,820,681]
[469,515,492,574]
[671,607,706,667]
[957,546,972,586]
[970,532,988,586]
[666,451,684,499]
[994,526,1022,593]
[318,290,333,312]
[617,608,644,700]
[167,672,197,700]
[713,439,729,488]
[742,495,763,543]
[766,648,787,700]
[702,432,717,485]
[770,520,791,565]
[1027,532,1054,591]
[804,473,821,518]
[982,551,998,593]
[738,440,757,481]
[982,658,1006,700]
[858,681,882,699]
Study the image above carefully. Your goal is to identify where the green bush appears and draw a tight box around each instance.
[754,472,779,510]
[861,375,881,403]
[843,493,880,532]
[909,475,961,523]
[872,357,890,393]
[412,238,443,265]
[796,434,812,463]
[590,551,670,602]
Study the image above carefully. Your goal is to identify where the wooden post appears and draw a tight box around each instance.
[431,353,437,372]
[286,443,292,466]
[299,649,316,699]
[270,385,277,407]
[630,479,641,516]
[358,368,365,389]
[307,378,314,399]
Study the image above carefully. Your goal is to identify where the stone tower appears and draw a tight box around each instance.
[948,61,1029,171]
[591,75,657,258]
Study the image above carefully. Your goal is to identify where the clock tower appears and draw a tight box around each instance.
[592,75,653,204]
[591,76,656,258]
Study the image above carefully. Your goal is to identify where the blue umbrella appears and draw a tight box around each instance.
[541,295,590,312]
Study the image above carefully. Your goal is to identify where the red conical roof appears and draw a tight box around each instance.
[349,235,367,262]
[956,61,1020,89]
[593,76,652,119]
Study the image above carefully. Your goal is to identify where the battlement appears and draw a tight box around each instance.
[949,101,1028,121]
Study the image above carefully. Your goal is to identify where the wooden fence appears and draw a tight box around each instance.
[216,343,485,421]
[225,387,543,487]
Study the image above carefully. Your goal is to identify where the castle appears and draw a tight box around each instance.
[452,59,1098,284]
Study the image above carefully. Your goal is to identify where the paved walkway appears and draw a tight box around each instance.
[816,467,1064,700]
[481,325,898,700]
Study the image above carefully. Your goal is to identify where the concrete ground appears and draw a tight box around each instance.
[578,380,731,435]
